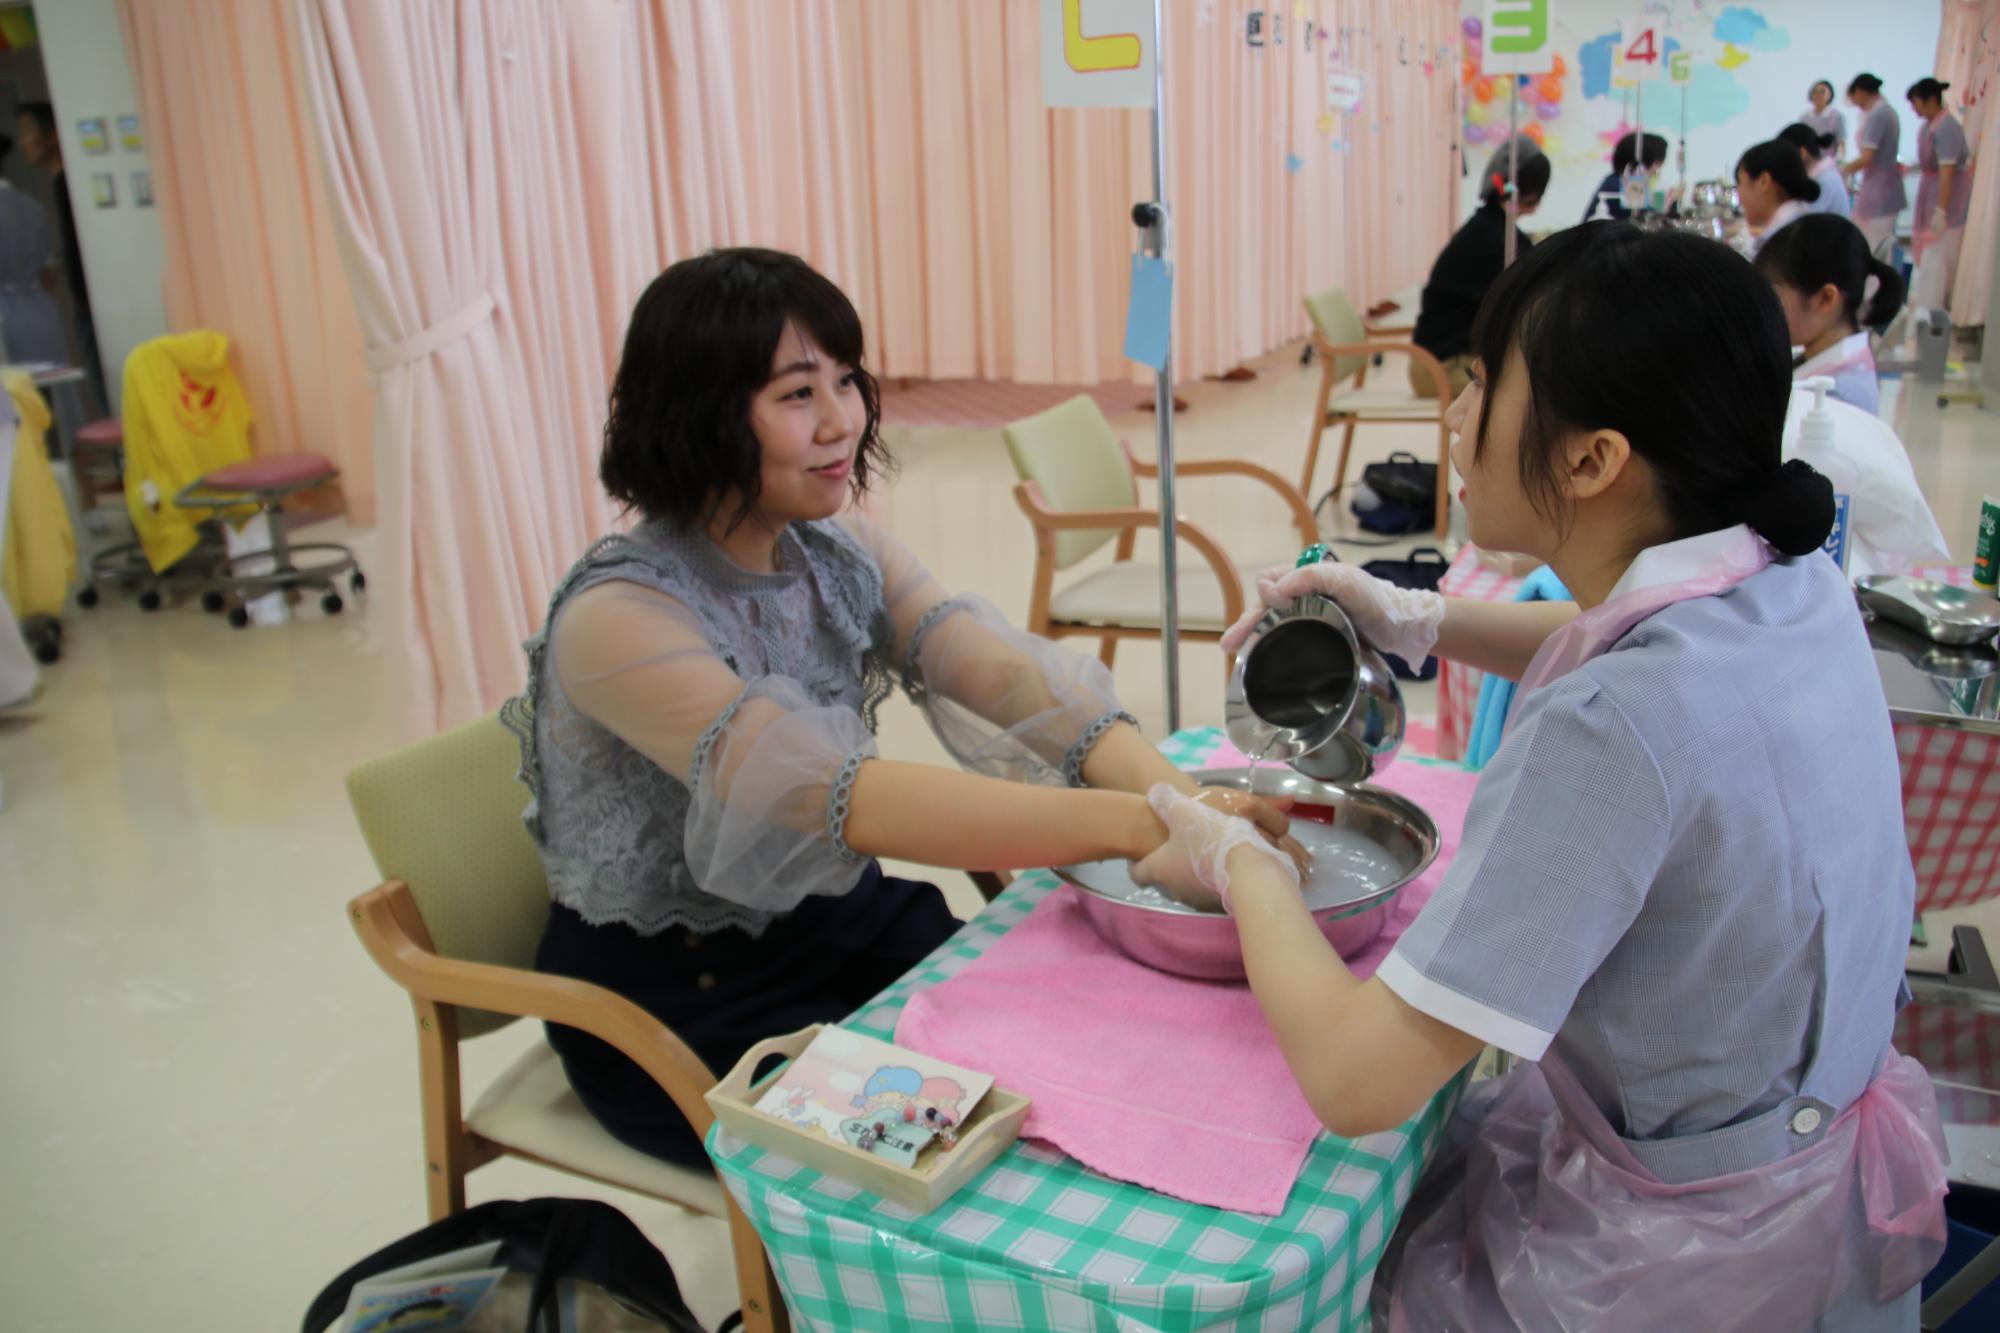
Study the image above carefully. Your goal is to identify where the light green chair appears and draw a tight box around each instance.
[344,714,790,1333]
[1002,394,1316,667]
[1301,286,1455,537]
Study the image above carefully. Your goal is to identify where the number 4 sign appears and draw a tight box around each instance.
[1620,17,1664,84]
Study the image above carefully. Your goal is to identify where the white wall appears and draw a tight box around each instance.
[33,0,168,412]
[1459,1,1943,226]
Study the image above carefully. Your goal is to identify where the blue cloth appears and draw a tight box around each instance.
[1463,564,1570,769]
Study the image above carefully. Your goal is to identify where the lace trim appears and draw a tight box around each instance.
[550,873,784,939]
[689,684,756,788]
[1063,710,1139,788]
[825,749,872,866]
[899,595,975,704]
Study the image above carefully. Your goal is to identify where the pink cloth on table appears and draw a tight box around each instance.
[895,758,1480,1215]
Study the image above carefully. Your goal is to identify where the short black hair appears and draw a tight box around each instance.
[1469,222,1832,556]
[1756,213,1907,335]
[1811,79,1836,101]
[15,101,54,136]
[599,248,889,531]
[0,134,11,166]
[1611,132,1669,173]
[1777,122,1835,159]
[1907,77,1950,103]
[1480,151,1552,205]
[1848,73,1884,96]
[1737,139,1823,203]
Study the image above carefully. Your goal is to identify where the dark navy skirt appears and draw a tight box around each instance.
[534,864,960,1166]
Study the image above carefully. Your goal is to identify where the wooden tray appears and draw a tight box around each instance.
[705,1024,1031,1213]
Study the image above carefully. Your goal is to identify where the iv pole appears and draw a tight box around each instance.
[1132,0,1180,732]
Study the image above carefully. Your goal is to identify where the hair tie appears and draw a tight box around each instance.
[1729,459,1834,557]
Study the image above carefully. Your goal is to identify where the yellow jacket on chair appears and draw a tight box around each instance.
[120,331,255,573]
[2,372,76,620]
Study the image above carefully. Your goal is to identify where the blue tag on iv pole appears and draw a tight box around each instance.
[1123,254,1173,373]
[1824,490,1848,568]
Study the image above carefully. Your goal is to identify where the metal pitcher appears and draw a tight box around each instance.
[1224,545,1407,784]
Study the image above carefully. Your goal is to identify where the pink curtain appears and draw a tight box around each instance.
[116,1,377,524]
[288,0,1461,732]
[1937,0,1997,324]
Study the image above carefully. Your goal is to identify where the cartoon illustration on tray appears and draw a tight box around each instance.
[752,1026,994,1156]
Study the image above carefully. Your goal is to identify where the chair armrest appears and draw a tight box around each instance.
[349,882,721,1133]
[1311,334,1456,403]
[1120,442,1317,549]
[1012,483,1244,631]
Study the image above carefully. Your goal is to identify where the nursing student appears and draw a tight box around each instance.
[511,248,1296,1165]
[1780,122,1852,218]
[1757,212,1905,415]
[1906,77,1972,317]
[1843,73,1907,261]
[1146,224,1946,1328]
[1803,78,1848,160]
[1738,139,1822,254]
[1409,150,1550,399]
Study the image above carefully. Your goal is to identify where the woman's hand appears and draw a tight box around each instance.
[1220,562,1446,664]
[1131,785,1305,912]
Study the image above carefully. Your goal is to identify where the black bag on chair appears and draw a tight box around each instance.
[1360,452,1439,514]
[301,1197,715,1333]
[1359,548,1450,681]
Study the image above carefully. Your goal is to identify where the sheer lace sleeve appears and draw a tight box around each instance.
[838,516,1132,786]
[552,581,874,911]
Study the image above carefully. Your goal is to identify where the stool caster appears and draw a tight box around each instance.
[33,638,59,665]
[321,592,345,615]
[201,591,227,614]
[76,586,99,609]
[226,606,250,629]
[349,570,366,594]
[138,589,163,612]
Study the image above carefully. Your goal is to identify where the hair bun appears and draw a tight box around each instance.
[1733,458,1834,556]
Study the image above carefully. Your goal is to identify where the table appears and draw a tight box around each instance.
[708,729,1469,1333]
[1871,565,2000,913]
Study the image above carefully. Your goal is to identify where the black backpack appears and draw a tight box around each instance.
[302,1197,721,1333]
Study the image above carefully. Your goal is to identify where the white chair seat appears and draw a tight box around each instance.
[466,1039,728,1217]
[1049,560,1260,631]
[1324,386,1445,418]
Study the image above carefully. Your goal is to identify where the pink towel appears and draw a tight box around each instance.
[896,758,1480,1215]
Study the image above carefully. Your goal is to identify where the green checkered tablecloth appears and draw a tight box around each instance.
[707,729,1469,1332]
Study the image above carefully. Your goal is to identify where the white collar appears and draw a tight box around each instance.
[1799,330,1873,375]
[1756,200,1811,249]
[1606,525,1761,601]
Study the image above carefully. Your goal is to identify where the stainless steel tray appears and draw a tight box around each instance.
[1856,576,2000,647]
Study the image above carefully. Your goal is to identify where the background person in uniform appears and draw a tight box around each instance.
[1905,77,1971,318]
[1411,150,1550,400]
[1842,74,1906,261]
[0,134,67,366]
[15,104,101,406]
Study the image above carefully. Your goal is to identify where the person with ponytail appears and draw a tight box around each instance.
[1843,73,1906,260]
[1737,138,1822,253]
[1755,212,1903,413]
[1777,121,1850,218]
[1142,223,1942,1329]
[1906,76,1972,315]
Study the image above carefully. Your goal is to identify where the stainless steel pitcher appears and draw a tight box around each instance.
[1225,545,1407,784]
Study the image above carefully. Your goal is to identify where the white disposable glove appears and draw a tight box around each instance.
[1131,784,1301,914]
[1220,561,1446,664]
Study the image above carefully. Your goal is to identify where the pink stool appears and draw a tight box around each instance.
[176,453,363,627]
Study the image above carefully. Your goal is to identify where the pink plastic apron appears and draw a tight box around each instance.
[1387,529,1950,1330]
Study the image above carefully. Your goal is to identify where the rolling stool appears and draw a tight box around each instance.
[175,453,364,627]
[70,417,222,613]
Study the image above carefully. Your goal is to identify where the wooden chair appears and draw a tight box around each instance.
[1002,394,1316,667]
[344,715,790,1333]
[1300,286,1456,538]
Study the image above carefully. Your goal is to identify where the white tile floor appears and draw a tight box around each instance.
[3,340,1995,1330]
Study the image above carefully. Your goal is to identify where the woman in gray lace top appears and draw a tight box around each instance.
[509,249,1288,1165]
